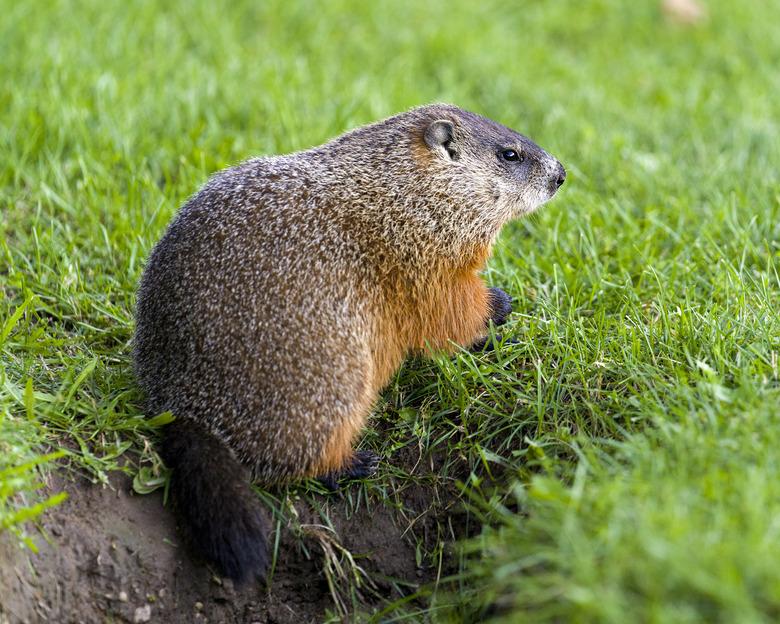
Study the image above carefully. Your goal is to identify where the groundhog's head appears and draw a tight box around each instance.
[417,104,565,224]
[320,104,566,260]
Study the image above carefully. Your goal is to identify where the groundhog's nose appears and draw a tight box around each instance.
[547,161,566,195]
[555,162,566,188]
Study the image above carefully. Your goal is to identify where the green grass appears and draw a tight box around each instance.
[1,0,779,621]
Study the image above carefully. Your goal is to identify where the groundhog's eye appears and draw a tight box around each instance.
[500,149,524,163]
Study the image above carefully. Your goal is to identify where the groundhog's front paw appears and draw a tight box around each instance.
[488,287,513,326]
[470,334,519,353]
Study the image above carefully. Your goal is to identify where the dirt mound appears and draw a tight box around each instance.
[0,470,446,623]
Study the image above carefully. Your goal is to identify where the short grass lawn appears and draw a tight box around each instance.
[2,0,779,621]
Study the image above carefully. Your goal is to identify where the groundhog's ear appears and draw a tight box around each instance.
[424,119,458,160]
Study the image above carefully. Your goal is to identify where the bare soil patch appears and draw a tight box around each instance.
[0,468,451,623]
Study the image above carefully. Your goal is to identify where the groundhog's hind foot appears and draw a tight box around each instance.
[488,287,513,326]
[317,450,380,492]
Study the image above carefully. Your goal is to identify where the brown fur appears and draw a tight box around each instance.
[133,104,565,581]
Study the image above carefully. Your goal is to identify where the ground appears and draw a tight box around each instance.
[1,1,779,622]
[1,467,446,623]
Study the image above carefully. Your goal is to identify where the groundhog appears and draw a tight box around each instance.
[133,103,565,583]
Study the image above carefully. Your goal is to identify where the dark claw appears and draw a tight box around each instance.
[316,450,380,492]
[488,287,513,326]
[344,450,381,479]
[318,474,340,492]
[470,334,519,353]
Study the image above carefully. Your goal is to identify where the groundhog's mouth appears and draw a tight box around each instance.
[518,188,557,217]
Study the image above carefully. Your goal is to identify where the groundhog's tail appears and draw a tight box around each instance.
[159,417,269,583]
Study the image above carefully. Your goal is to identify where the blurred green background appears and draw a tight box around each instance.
[2,0,779,621]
